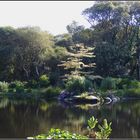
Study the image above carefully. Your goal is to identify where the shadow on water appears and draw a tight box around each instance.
[0,97,139,138]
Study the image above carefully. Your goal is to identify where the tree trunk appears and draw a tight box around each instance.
[35,66,40,78]
[129,64,136,76]
[23,66,29,80]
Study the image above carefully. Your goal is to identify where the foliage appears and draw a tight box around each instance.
[0,26,55,81]
[95,119,112,139]
[0,2,140,97]
[87,116,98,129]
[58,44,95,81]
[39,75,50,87]
[72,29,94,46]
[66,21,84,35]
[28,128,88,139]
[28,116,112,139]
[117,88,140,98]
[66,75,93,94]
[87,117,112,139]
[82,1,140,78]
[101,77,116,91]
[40,86,61,99]
[126,89,140,97]
[55,33,73,47]
[26,80,38,88]
[0,81,9,92]
[10,81,25,89]
[117,79,140,89]
[9,81,25,93]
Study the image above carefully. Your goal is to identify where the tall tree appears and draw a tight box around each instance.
[58,43,95,81]
[82,1,140,78]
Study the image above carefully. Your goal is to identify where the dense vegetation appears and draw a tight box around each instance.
[0,1,140,99]
[1,2,140,139]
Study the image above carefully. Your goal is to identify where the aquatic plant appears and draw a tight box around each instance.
[27,128,88,139]
[27,116,112,139]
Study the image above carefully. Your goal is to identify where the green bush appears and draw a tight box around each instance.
[66,76,93,94]
[9,81,25,93]
[101,77,116,91]
[128,80,140,88]
[124,88,140,98]
[39,75,50,87]
[0,81,9,92]
[28,128,88,139]
[117,78,140,89]
[40,86,61,99]
[26,80,38,88]
[9,81,25,88]
[28,116,112,139]
[115,88,140,98]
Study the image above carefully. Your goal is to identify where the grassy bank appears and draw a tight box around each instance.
[1,75,140,101]
[96,77,140,98]
[0,75,62,100]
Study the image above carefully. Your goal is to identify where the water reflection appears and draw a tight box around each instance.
[0,98,139,138]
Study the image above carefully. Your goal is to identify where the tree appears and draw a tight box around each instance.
[0,26,56,81]
[54,33,74,48]
[72,29,94,47]
[0,27,18,81]
[58,43,95,81]
[66,21,85,35]
[13,27,54,80]
[82,1,140,78]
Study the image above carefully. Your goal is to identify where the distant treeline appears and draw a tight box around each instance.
[0,1,140,84]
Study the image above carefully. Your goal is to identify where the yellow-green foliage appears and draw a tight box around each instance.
[0,81,9,92]
[28,128,88,139]
[39,75,50,87]
[9,81,25,93]
[87,116,112,139]
[95,119,112,139]
[88,116,98,129]
[118,79,140,89]
[28,116,112,139]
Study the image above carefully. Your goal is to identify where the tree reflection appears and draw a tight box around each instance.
[0,98,139,138]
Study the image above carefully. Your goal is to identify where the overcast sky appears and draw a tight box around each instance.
[0,1,94,35]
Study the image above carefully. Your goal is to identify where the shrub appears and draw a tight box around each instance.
[117,79,140,89]
[28,128,88,139]
[28,116,112,139]
[66,75,93,94]
[101,77,116,91]
[128,80,140,89]
[115,89,125,97]
[9,81,25,93]
[87,116,112,139]
[40,86,61,99]
[0,81,9,92]
[124,88,140,98]
[26,80,38,88]
[9,81,25,88]
[39,75,50,87]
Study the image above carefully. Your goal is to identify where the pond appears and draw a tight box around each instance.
[0,98,139,138]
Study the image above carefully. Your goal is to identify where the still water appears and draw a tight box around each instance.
[0,98,139,138]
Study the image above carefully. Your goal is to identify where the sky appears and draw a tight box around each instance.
[0,1,94,35]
